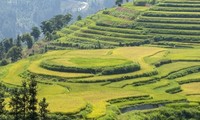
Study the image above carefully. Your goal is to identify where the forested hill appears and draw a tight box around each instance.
[0,0,116,40]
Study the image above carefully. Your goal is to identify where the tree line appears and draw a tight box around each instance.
[0,13,72,66]
[0,76,48,120]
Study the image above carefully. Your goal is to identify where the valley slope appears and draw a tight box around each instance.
[0,0,200,120]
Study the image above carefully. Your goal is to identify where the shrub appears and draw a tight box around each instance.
[88,26,142,34]
[40,60,140,75]
[148,29,200,36]
[134,0,148,6]
[40,61,99,74]
[178,78,200,85]
[153,35,200,43]
[125,40,151,46]
[102,63,140,75]
[137,17,200,24]
[158,3,200,7]
[107,95,150,104]
[0,59,9,66]
[165,86,182,94]
[81,29,149,39]
[154,59,172,67]
[149,0,156,5]
[143,106,200,120]
[142,11,200,18]
[102,10,110,14]
[167,66,200,79]
[96,20,132,28]
[74,32,148,44]
[151,7,200,12]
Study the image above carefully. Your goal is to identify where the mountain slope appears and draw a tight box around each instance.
[0,46,200,119]
[0,1,200,120]
[0,0,116,39]
[51,0,200,49]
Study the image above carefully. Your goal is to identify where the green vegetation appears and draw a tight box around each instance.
[119,105,200,120]
[0,46,200,119]
[47,0,200,49]
[40,57,140,75]
[0,0,200,119]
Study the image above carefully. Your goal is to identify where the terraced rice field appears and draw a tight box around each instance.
[51,3,151,49]
[0,46,200,119]
[49,0,200,49]
[137,0,200,45]
[0,0,200,119]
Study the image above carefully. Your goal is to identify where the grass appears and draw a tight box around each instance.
[156,62,200,77]
[181,82,200,95]
[49,57,132,68]
[28,59,93,79]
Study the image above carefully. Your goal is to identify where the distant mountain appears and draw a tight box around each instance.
[0,0,116,40]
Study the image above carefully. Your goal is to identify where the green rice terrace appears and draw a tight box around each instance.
[1,47,200,119]
[0,0,200,119]
[50,0,200,49]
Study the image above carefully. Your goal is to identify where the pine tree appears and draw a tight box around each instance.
[77,15,82,21]
[9,88,22,120]
[31,27,41,41]
[28,76,38,120]
[44,45,48,53]
[20,81,29,120]
[21,33,34,49]
[39,98,49,120]
[45,32,53,41]
[0,90,5,115]
[115,0,123,6]
[97,41,101,49]
[16,35,22,47]
[6,46,22,62]
[0,42,4,60]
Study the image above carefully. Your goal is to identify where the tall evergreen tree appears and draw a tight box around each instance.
[45,32,53,41]
[41,21,54,34]
[10,88,22,120]
[44,45,48,53]
[115,0,123,6]
[31,27,41,41]
[3,38,13,53]
[0,42,4,60]
[39,98,49,120]
[16,35,22,47]
[21,81,29,120]
[40,13,72,34]
[0,90,5,115]
[77,15,82,21]
[28,76,38,120]
[21,33,34,49]
[6,46,22,62]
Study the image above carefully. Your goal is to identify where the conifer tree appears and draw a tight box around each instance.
[115,0,123,6]
[31,27,41,41]
[39,98,49,120]
[0,90,5,115]
[16,35,22,47]
[10,88,22,120]
[28,76,38,120]
[77,15,82,21]
[21,81,29,120]
[21,33,34,49]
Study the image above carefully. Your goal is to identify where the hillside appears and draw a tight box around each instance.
[50,0,200,49]
[1,47,200,119]
[0,0,200,120]
[0,0,116,39]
